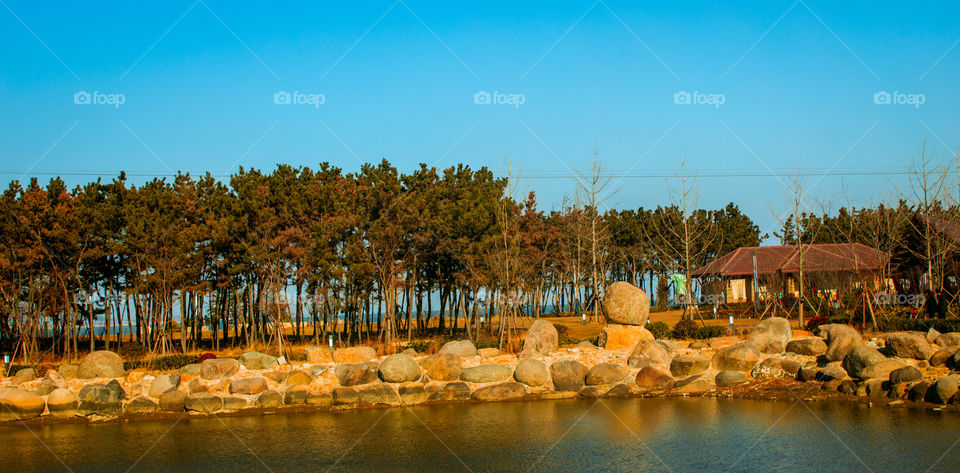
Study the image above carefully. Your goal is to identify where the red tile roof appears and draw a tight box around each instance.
[691,243,889,277]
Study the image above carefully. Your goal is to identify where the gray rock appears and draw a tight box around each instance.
[601,281,651,326]
[285,370,313,387]
[817,324,864,361]
[470,382,526,401]
[12,368,37,385]
[858,360,905,380]
[283,386,308,404]
[187,378,208,394]
[46,388,77,417]
[332,387,359,405]
[262,371,287,383]
[785,338,828,356]
[179,364,201,376]
[842,345,888,379]
[308,366,328,378]
[306,392,332,406]
[716,370,749,388]
[59,364,79,379]
[200,358,240,380]
[908,381,931,402]
[158,390,186,412]
[670,353,710,377]
[927,376,959,404]
[518,319,559,358]
[78,351,124,379]
[884,332,933,360]
[229,377,268,395]
[34,378,56,396]
[185,393,222,413]
[439,340,478,358]
[817,364,848,381]
[935,332,960,348]
[377,354,420,383]
[77,383,124,416]
[752,358,801,379]
[711,342,760,372]
[930,347,957,366]
[420,353,461,381]
[398,383,430,405]
[603,383,634,398]
[838,380,858,395]
[889,365,923,385]
[222,396,248,410]
[239,351,278,370]
[149,374,181,397]
[927,327,942,343]
[673,375,714,394]
[332,346,378,363]
[550,360,588,391]
[124,396,158,414]
[585,362,629,386]
[514,359,550,387]
[797,367,819,382]
[335,362,379,386]
[748,317,792,353]
[460,364,512,383]
[689,341,709,349]
[358,384,401,405]
[627,339,671,369]
[0,388,45,421]
[256,390,283,408]
[427,382,471,401]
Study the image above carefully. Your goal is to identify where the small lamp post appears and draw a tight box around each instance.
[328,335,334,356]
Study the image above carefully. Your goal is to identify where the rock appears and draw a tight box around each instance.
[927,327,942,343]
[309,366,328,377]
[0,388,45,421]
[59,364,79,379]
[798,367,819,382]
[514,359,550,387]
[711,342,760,372]
[179,364,201,376]
[935,332,960,348]
[859,360,905,380]
[332,387,359,405]
[577,341,597,350]
[634,367,674,390]
[78,351,124,379]
[222,396,248,410]
[427,382,471,401]
[335,362,379,386]
[159,390,187,412]
[670,353,710,378]
[460,364,512,384]
[285,370,313,387]
[598,324,654,350]
[398,383,430,405]
[835,379,856,395]
[673,375,714,394]
[401,348,417,357]
[183,392,221,413]
[930,347,957,366]
[44,370,66,387]
[332,346,378,363]
[187,378,208,394]
[283,386,308,405]
[603,384,634,398]
[149,374,181,397]
[305,393,332,406]
[262,371,288,384]
[818,364,848,382]
[420,354,461,381]
[884,332,932,360]
[627,339,671,369]
[358,384,401,405]
[519,319,559,358]
[601,281,651,325]
[927,376,960,404]
[550,360,588,391]
[689,341,709,350]
[77,384,124,416]
[46,388,78,417]
[378,354,420,383]
[478,348,500,358]
[585,363,629,386]
[752,358,800,379]
[577,386,602,399]
[124,396,158,415]
[785,338,828,356]
[200,358,239,380]
[34,378,56,396]
[470,382,526,401]
[256,390,283,408]
[888,382,911,399]
[656,340,680,354]
[305,347,333,364]
[862,379,887,398]
[908,381,931,402]
[439,340,478,358]
[889,366,923,385]
[229,377,268,395]
[817,324,864,361]
[748,317,792,353]
[12,368,37,385]
[239,351,278,370]
[716,371,749,388]
[842,346,889,379]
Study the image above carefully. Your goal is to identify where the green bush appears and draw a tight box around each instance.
[670,319,698,339]
[875,316,960,333]
[118,342,148,360]
[405,340,432,353]
[692,325,728,339]
[558,336,582,346]
[647,321,670,339]
[555,324,569,337]
[474,339,500,349]
[124,354,198,371]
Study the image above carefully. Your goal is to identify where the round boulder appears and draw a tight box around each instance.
[285,370,313,387]
[149,374,180,397]
[935,332,960,348]
[601,281,651,326]
[817,324,864,361]
[518,319,559,358]
[716,371,749,388]
[842,345,888,379]
[229,377,268,395]
[239,351,278,370]
[471,382,526,401]
[257,390,283,408]
[785,338,828,356]
[598,324,654,350]
[634,366,674,390]
[439,340,478,358]
[514,359,550,387]
[185,393,222,413]
[889,365,923,385]
[0,388,45,421]
[12,368,37,385]
[748,317,792,353]
[378,354,420,383]
[460,364,512,384]
[550,360,588,391]
[930,347,957,366]
[670,353,710,378]
[420,353,461,381]
[78,350,124,379]
[711,341,760,372]
[200,358,240,380]
[124,396,159,415]
[332,346,378,363]
[47,388,78,417]
[627,339,671,369]
[885,332,932,360]
[585,362,629,386]
[927,376,960,404]
[335,362,379,386]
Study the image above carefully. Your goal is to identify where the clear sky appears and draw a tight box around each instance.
[2,1,959,241]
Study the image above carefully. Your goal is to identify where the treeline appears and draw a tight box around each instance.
[1,160,764,360]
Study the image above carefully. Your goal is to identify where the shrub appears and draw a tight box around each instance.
[405,340,432,353]
[474,339,500,350]
[692,325,728,339]
[670,319,698,340]
[875,316,960,333]
[558,336,581,346]
[555,324,569,338]
[647,321,670,339]
[197,352,217,363]
[118,342,148,360]
[805,316,828,332]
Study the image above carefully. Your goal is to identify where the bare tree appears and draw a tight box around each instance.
[575,145,614,322]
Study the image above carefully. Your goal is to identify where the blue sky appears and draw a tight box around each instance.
[2,1,959,240]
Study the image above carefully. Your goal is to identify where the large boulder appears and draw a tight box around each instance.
[0,388,45,421]
[78,350,124,379]
[585,363,629,386]
[716,371,749,388]
[158,390,187,412]
[930,347,957,366]
[752,358,801,379]
[124,396,159,415]
[673,375,714,394]
[148,374,180,397]
[439,340,478,358]
[818,324,864,361]
[305,347,332,364]
[817,364,848,382]
[420,354,461,381]
[239,352,278,370]
[785,338,828,356]
[12,368,37,385]
[634,366,674,390]
[77,383,125,416]
[601,281,651,325]
[46,388,78,417]
[748,317,792,353]
[200,358,240,380]
[427,382,471,401]
[627,339,671,369]
[935,333,960,348]
[842,346,889,379]
[332,346,378,363]
[460,365,512,384]
[335,362,379,386]
[550,360,588,391]
[927,327,942,343]
[256,390,283,408]
[332,387,359,405]
[398,383,430,405]
[884,332,932,360]
[283,387,308,405]
[598,324,654,350]
[670,353,710,378]
[285,370,313,387]
[927,376,960,404]
[859,360,905,380]
[471,382,526,401]
[908,381,932,402]
[514,359,550,387]
[378,354,420,383]
[229,377,268,395]
[518,319,559,358]
[357,384,401,405]
[889,365,923,385]
[185,393,223,413]
[711,341,760,372]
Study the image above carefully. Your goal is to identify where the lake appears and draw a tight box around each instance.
[1,398,958,472]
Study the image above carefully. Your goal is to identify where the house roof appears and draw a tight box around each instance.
[690,243,889,277]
